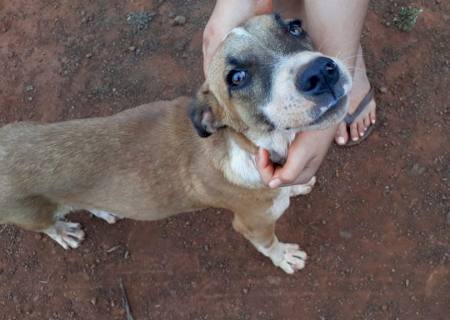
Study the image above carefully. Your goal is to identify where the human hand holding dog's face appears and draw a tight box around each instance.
[256,125,336,188]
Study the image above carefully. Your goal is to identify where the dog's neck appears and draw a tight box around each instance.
[228,129,295,165]
[221,128,296,188]
[246,129,296,165]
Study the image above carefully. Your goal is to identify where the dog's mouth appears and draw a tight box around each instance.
[308,94,348,127]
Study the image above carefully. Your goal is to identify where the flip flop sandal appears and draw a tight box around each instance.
[342,87,376,147]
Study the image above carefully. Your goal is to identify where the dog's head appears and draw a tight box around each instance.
[189,14,352,138]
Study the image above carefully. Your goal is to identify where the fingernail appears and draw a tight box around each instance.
[269,179,281,188]
[337,136,345,145]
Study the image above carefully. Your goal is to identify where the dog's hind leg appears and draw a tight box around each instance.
[1,196,85,250]
[89,209,121,224]
[43,220,85,249]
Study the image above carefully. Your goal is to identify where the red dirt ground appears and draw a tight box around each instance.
[0,1,449,319]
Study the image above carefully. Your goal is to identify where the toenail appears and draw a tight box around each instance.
[337,137,345,145]
[352,136,358,141]
[359,132,364,137]
[371,119,376,124]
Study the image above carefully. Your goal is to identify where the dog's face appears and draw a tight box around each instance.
[190,14,352,137]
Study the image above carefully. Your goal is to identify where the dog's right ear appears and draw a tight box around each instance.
[188,82,224,138]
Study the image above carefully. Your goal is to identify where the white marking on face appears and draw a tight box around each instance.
[262,51,321,130]
[225,26,276,54]
[262,52,352,130]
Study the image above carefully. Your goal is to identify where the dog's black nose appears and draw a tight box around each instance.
[297,57,340,96]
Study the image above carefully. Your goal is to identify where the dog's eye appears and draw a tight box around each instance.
[226,70,250,89]
[288,20,303,37]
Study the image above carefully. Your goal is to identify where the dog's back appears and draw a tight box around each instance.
[0,97,204,226]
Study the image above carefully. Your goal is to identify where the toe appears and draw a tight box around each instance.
[65,222,81,233]
[285,256,306,270]
[279,261,295,274]
[363,115,371,129]
[55,236,70,250]
[66,229,85,241]
[335,122,348,145]
[63,236,82,249]
[291,250,307,261]
[370,109,376,124]
[357,121,366,137]
[350,123,359,141]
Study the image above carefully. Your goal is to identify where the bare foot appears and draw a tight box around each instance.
[335,46,377,145]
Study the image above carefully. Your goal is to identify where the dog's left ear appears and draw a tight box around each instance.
[188,82,224,138]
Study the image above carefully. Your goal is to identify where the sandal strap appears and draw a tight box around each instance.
[344,87,375,125]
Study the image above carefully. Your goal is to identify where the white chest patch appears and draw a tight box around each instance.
[223,139,262,188]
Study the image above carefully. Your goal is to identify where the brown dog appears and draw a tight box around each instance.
[0,14,351,274]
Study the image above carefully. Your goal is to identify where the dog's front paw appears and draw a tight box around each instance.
[268,242,307,274]
[289,176,316,197]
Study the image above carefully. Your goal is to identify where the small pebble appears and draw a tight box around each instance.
[339,230,352,239]
[172,15,186,26]
[379,86,388,94]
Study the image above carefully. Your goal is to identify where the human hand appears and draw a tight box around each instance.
[203,0,272,76]
[256,126,337,188]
